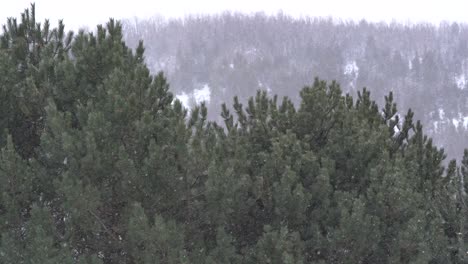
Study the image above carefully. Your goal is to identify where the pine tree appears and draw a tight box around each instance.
[0,5,464,263]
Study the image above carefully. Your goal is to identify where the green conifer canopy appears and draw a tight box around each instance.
[0,4,466,263]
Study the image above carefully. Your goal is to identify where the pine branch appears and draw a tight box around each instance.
[87,209,119,241]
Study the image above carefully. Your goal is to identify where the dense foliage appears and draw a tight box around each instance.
[2,5,468,263]
[122,13,468,160]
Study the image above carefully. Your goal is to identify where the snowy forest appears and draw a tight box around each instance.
[3,4,468,264]
[123,13,468,160]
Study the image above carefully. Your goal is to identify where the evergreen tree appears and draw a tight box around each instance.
[0,5,466,263]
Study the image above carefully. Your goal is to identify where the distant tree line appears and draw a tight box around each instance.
[3,5,468,263]
[123,12,468,160]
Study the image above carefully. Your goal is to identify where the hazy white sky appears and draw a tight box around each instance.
[1,0,468,31]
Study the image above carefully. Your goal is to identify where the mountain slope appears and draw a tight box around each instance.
[123,13,468,159]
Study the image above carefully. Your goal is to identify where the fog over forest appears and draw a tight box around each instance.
[123,13,468,160]
[5,4,468,263]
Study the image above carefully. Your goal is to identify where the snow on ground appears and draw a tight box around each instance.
[175,92,190,109]
[452,116,468,129]
[344,61,359,75]
[390,113,399,122]
[463,116,468,128]
[439,108,445,119]
[193,84,211,104]
[258,81,272,93]
[175,84,212,109]
[456,73,466,90]
[344,61,359,89]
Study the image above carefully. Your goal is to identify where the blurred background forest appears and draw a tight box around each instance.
[123,13,468,160]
